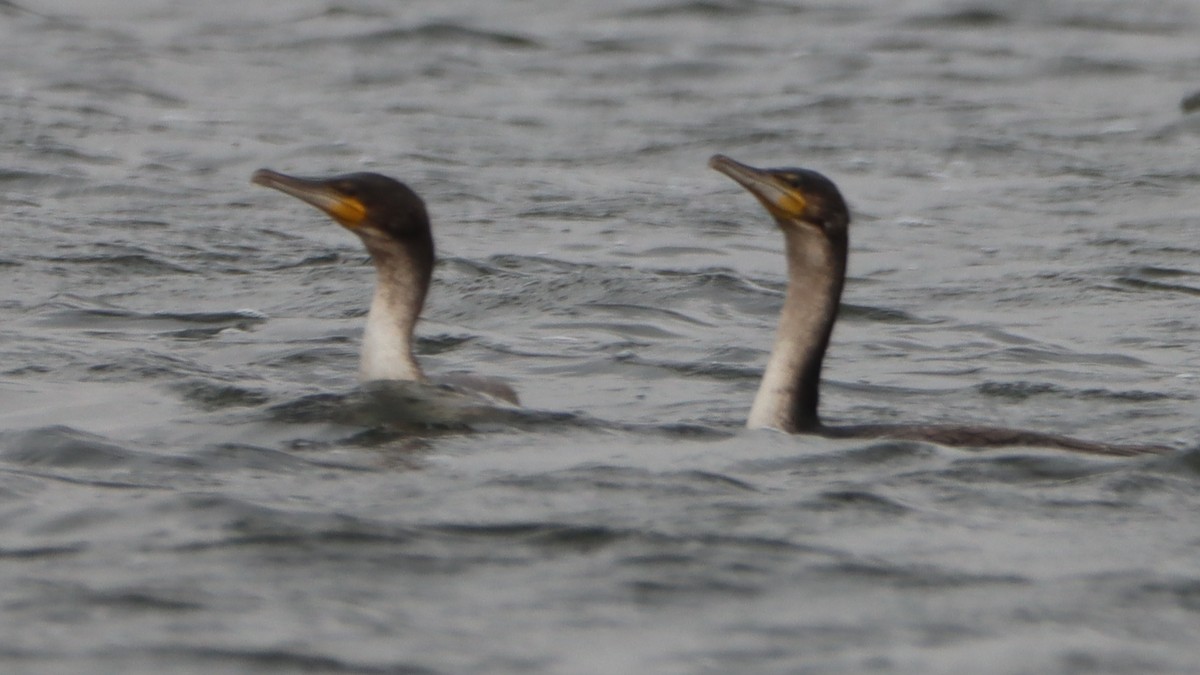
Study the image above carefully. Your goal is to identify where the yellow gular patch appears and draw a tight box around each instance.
[775,192,808,218]
[328,197,368,228]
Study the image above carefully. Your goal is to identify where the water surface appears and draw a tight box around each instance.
[2,1,1200,673]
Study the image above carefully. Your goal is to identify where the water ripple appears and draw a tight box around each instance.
[0,425,143,469]
[4,0,1200,671]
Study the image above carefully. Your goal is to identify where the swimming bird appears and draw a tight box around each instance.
[709,154,1171,457]
[251,169,518,405]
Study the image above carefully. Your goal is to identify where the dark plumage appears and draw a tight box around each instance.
[251,168,517,405]
[710,154,1171,457]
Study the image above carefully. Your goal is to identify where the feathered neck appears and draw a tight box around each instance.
[746,224,846,432]
[356,232,434,382]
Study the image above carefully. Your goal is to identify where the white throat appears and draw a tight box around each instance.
[359,280,425,382]
[745,229,842,433]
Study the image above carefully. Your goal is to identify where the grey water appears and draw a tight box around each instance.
[3,0,1200,672]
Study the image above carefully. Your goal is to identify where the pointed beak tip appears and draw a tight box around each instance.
[708,154,736,172]
[250,168,274,187]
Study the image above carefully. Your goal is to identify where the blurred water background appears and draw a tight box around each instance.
[2,0,1200,673]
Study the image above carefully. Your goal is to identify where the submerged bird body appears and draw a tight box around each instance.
[251,169,517,405]
[709,154,1171,457]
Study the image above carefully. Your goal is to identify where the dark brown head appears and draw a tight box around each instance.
[251,169,434,261]
[708,154,849,243]
[710,155,851,433]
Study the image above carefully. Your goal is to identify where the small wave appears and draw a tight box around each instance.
[815,560,1030,589]
[26,581,207,612]
[618,0,804,19]
[1126,265,1200,280]
[263,251,342,271]
[187,443,374,474]
[433,522,630,553]
[905,3,1187,34]
[613,351,759,380]
[491,465,758,497]
[0,0,59,20]
[1116,276,1200,297]
[4,424,367,478]
[1047,6,1191,34]
[1128,577,1200,615]
[734,439,941,475]
[840,303,928,324]
[1044,56,1141,77]
[0,168,74,186]
[978,380,1178,403]
[620,245,727,259]
[172,379,272,411]
[481,253,590,274]
[938,453,1121,484]
[47,252,192,275]
[0,543,87,559]
[285,21,541,51]
[259,381,729,442]
[49,182,183,201]
[46,77,186,106]
[995,345,1146,367]
[580,36,659,55]
[584,301,713,328]
[37,303,268,336]
[79,646,437,675]
[361,22,541,49]
[155,493,416,551]
[905,8,1011,28]
[263,381,586,434]
[0,425,139,469]
[809,489,914,516]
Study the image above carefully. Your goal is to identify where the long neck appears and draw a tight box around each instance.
[358,243,432,382]
[746,228,846,432]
